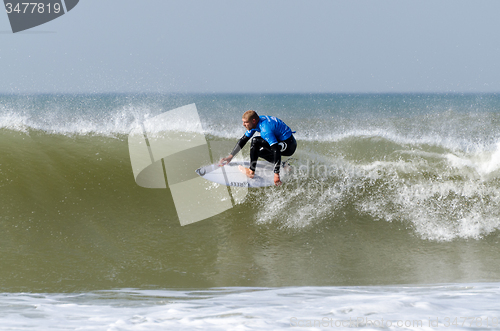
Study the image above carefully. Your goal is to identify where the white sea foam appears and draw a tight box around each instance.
[0,284,498,330]
[446,141,500,180]
[0,103,496,159]
[0,104,149,136]
[0,109,30,132]
[254,146,500,241]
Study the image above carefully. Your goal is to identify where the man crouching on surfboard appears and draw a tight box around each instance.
[219,110,297,186]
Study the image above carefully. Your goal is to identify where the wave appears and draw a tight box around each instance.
[2,93,500,245]
[2,128,500,243]
[0,105,146,136]
[4,94,500,292]
[1,110,498,156]
[2,94,500,147]
[256,134,500,240]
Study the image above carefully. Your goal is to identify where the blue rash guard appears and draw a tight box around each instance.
[244,116,292,145]
[230,115,296,174]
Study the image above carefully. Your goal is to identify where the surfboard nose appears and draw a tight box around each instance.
[195,168,206,176]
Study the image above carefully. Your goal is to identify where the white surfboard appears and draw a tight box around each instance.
[195,160,292,187]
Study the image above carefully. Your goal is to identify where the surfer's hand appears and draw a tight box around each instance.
[219,155,233,166]
[274,173,282,186]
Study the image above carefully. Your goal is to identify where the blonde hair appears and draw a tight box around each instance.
[242,110,259,122]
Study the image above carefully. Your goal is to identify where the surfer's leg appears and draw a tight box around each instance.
[280,135,297,157]
[249,136,273,171]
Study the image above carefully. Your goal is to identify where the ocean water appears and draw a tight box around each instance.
[1,93,500,329]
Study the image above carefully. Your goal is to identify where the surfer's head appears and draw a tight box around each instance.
[242,110,259,130]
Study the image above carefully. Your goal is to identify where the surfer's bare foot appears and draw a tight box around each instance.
[238,165,255,178]
[274,173,282,186]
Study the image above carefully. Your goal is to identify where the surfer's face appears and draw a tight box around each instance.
[242,117,257,130]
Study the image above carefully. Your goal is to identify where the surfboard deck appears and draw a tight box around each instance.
[195,160,292,187]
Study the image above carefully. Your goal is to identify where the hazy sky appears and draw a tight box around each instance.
[1,0,500,94]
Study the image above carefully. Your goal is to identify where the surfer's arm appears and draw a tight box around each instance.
[220,135,250,165]
[230,135,250,157]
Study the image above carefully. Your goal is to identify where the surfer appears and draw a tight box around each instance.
[220,110,297,186]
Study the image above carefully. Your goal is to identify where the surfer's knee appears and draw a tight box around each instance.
[251,136,264,149]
